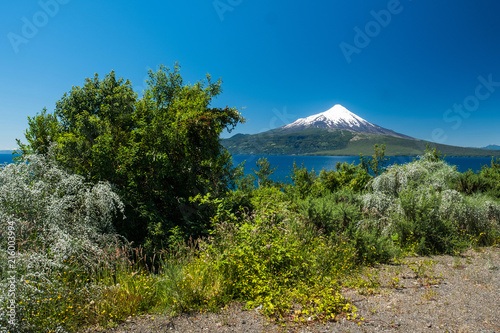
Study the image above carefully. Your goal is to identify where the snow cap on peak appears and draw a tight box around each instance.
[280,104,412,139]
[283,104,371,129]
[320,104,369,125]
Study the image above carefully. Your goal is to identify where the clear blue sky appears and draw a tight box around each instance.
[2,0,500,150]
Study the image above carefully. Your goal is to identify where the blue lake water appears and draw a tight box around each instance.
[0,154,16,165]
[1,154,495,183]
[232,155,496,183]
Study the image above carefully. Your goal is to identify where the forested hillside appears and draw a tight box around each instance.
[222,129,500,157]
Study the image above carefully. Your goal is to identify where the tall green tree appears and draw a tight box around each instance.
[17,108,61,155]
[18,64,244,250]
[359,143,388,177]
[253,157,277,188]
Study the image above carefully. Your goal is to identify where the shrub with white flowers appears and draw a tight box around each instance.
[362,152,500,253]
[0,152,125,332]
[369,156,459,195]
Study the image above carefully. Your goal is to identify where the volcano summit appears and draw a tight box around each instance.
[221,104,500,157]
[281,104,413,139]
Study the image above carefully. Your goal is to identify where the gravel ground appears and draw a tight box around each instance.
[83,246,499,333]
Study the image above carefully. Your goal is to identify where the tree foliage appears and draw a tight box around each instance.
[359,143,388,176]
[18,64,244,250]
[253,157,277,188]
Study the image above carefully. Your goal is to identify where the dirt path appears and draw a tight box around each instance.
[83,246,500,333]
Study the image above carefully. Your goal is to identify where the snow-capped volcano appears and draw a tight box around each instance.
[282,104,412,139]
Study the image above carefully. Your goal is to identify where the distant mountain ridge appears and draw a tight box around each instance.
[221,104,500,157]
[480,145,500,150]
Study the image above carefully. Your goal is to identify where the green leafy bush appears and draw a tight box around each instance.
[454,170,493,195]
[17,65,244,250]
[287,162,320,200]
[155,196,360,323]
[297,193,362,234]
[319,162,372,193]
[347,219,395,264]
[479,158,500,198]
[212,210,359,322]
[395,187,457,254]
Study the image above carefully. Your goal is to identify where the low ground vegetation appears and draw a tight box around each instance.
[1,68,499,332]
[1,149,499,332]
